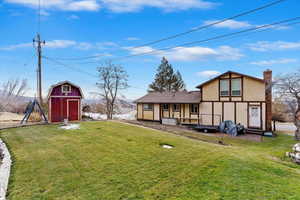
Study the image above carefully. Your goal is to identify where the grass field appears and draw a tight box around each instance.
[1,121,300,200]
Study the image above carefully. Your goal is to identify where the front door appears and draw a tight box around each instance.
[249,105,261,128]
[68,100,79,121]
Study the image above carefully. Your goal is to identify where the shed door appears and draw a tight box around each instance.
[249,105,260,128]
[51,98,62,122]
[68,100,79,121]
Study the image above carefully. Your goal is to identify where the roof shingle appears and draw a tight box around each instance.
[135,91,201,103]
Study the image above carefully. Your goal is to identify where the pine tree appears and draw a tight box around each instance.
[148,57,185,92]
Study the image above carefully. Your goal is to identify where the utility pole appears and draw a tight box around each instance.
[33,34,45,105]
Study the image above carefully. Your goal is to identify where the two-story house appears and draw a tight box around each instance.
[135,70,272,132]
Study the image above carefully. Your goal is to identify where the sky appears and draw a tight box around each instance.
[0,0,300,100]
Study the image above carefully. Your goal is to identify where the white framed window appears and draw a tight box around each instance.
[190,104,199,114]
[173,104,180,112]
[231,78,241,96]
[220,79,229,96]
[143,104,153,111]
[62,85,71,94]
[162,104,169,111]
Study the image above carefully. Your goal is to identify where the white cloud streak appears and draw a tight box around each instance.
[5,0,100,11]
[197,70,221,78]
[203,19,289,30]
[101,0,218,12]
[250,58,297,66]
[126,45,243,61]
[68,14,80,20]
[126,37,140,41]
[248,41,300,52]
[203,19,252,29]
[5,0,218,12]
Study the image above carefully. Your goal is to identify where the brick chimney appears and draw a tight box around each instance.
[264,69,272,131]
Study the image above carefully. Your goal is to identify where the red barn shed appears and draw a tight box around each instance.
[47,81,84,123]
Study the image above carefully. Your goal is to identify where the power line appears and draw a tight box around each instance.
[47,17,300,64]
[42,18,300,80]
[48,0,288,61]
[43,56,98,78]
[110,17,300,61]
[133,0,287,48]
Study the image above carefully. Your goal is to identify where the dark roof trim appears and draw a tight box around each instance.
[196,71,264,89]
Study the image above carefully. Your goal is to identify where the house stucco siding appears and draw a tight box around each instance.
[202,80,219,101]
[243,77,265,101]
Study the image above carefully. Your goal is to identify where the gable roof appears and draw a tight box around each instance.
[196,71,264,89]
[135,91,201,103]
[47,80,84,99]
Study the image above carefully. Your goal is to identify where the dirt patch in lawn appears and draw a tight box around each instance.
[122,120,263,143]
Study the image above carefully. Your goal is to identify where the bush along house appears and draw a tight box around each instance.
[47,81,84,123]
[135,70,272,133]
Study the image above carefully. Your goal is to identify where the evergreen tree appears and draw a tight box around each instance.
[148,57,185,92]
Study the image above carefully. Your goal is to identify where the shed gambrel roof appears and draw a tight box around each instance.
[47,81,84,99]
[135,91,201,103]
[196,71,265,89]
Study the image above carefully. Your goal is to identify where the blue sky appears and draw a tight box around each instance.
[0,0,300,100]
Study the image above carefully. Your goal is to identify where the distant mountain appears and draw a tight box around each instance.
[83,97,135,114]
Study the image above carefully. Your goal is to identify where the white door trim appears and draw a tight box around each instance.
[249,105,261,128]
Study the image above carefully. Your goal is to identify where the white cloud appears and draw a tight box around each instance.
[248,41,300,52]
[45,40,77,48]
[0,42,32,50]
[197,70,221,78]
[5,0,217,12]
[0,40,120,51]
[68,14,79,20]
[250,58,297,66]
[76,42,94,50]
[126,37,140,41]
[39,10,50,16]
[203,19,252,29]
[203,19,290,30]
[5,0,100,11]
[101,0,218,12]
[0,40,85,50]
[126,45,243,61]
[92,53,113,60]
[67,0,100,11]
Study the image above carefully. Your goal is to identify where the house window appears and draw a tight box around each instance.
[231,78,241,96]
[62,85,71,93]
[220,79,229,96]
[173,104,180,112]
[190,104,199,114]
[143,104,153,111]
[162,104,169,111]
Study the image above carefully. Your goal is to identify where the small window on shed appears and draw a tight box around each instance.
[62,85,71,93]
[143,104,153,111]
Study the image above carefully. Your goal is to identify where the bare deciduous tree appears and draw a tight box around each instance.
[97,61,129,120]
[0,79,28,112]
[274,71,300,140]
[272,98,288,131]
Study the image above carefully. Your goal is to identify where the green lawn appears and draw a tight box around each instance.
[1,121,300,200]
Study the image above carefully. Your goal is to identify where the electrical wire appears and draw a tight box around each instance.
[110,17,300,61]
[47,0,288,61]
[58,16,300,65]
[43,56,98,78]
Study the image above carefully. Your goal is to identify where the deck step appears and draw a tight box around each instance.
[246,128,264,135]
